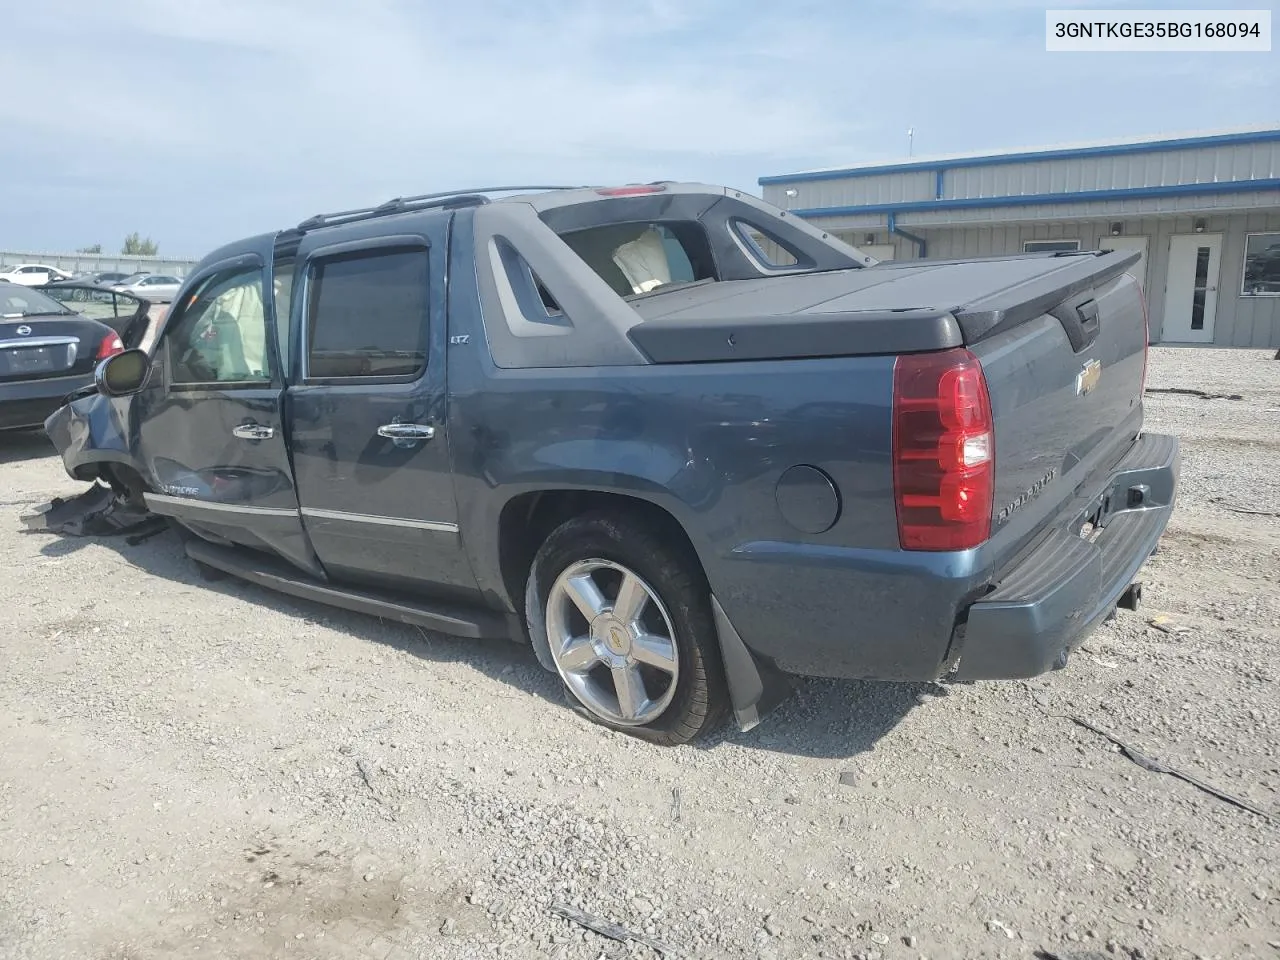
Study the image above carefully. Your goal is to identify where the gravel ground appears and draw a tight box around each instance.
[1,347,1277,960]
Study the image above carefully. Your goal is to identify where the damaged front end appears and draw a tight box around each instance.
[44,382,144,493]
[31,383,160,538]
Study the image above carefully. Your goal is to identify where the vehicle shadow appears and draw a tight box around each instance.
[34,521,924,761]
[702,677,936,759]
[34,521,562,691]
[0,430,56,465]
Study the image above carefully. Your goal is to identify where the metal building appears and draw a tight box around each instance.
[758,126,1280,348]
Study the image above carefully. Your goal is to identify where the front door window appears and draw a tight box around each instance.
[165,267,271,385]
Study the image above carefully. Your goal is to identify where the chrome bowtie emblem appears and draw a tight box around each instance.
[15,325,32,336]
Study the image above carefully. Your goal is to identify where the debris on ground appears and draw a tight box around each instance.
[549,903,676,956]
[1209,498,1280,519]
[355,759,378,797]
[1145,386,1244,401]
[1071,717,1276,822]
[19,482,164,539]
[1148,614,1193,635]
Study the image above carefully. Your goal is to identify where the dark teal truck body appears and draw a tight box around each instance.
[44,183,1178,738]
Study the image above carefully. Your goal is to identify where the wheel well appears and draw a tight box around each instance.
[497,490,703,612]
[99,463,150,505]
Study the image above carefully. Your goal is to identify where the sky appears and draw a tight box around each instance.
[2,0,1277,259]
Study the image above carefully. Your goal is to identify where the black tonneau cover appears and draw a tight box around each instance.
[626,249,1141,363]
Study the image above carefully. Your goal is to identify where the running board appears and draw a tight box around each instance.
[184,539,510,640]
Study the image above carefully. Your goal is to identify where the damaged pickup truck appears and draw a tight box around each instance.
[44,182,1179,744]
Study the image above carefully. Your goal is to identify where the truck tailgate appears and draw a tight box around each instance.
[956,259,1148,564]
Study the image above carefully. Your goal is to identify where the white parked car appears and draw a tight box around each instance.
[111,273,183,302]
[0,263,75,286]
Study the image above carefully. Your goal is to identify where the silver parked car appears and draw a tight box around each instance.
[111,273,183,302]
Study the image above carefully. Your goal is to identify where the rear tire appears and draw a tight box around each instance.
[525,511,728,745]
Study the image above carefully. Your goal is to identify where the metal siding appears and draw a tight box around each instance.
[760,129,1280,185]
[835,141,1280,202]
[894,189,1280,226]
[1219,211,1280,348]
[760,184,785,208]
[806,213,888,232]
[765,172,934,212]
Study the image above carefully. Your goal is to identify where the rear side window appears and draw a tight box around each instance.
[558,222,715,297]
[731,219,805,269]
[305,247,428,380]
[166,266,271,385]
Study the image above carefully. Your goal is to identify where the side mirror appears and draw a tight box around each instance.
[95,348,151,397]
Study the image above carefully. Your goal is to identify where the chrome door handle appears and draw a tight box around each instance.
[232,423,274,440]
[377,422,435,441]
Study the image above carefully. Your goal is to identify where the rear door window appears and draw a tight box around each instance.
[558,222,714,297]
[304,247,429,381]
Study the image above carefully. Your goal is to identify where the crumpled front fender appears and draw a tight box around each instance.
[44,390,145,486]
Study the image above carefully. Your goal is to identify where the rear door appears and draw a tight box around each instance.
[285,217,474,595]
[132,238,322,576]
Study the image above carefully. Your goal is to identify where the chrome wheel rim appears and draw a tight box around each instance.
[545,558,680,726]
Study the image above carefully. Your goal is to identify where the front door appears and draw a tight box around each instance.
[132,242,320,577]
[1162,233,1222,343]
[286,224,476,596]
[1097,235,1149,292]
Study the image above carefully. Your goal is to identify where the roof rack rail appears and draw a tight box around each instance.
[294,185,586,233]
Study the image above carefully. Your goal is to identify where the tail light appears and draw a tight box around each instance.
[892,348,995,551]
[95,334,124,361]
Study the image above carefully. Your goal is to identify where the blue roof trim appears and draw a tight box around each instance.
[759,129,1280,186]
[789,178,1280,218]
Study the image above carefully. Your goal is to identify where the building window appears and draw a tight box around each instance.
[1241,232,1280,296]
[1023,240,1081,253]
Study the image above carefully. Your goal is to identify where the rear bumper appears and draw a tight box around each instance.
[952,432,1179,680]
[0,374,93,431]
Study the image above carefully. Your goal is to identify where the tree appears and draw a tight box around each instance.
[77,243,102,254]
[122,233,158,256]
